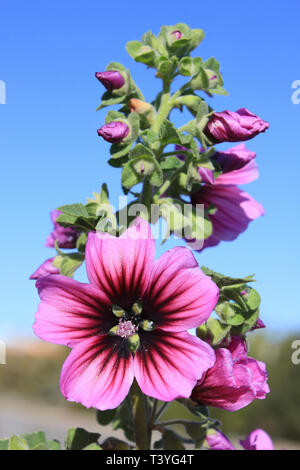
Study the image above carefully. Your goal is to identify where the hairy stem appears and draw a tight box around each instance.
[130,381,150,450]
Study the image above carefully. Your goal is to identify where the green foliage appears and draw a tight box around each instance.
[65,427,101,450]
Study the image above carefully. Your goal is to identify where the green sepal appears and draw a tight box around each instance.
[122,154,163,189]
[178,57,203,76]
[206,318,231,346]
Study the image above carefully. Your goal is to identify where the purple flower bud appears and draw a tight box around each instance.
[204,108,269,144]
[95,71,125,91]
[97,121,129,144]
[29,257,60,280]
[171,30,183,40]
[46,210,79,249]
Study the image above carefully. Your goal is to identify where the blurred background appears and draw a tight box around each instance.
[0,0,299,447]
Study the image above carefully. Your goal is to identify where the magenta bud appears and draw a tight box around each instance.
[171,30,183,40]
[204,108,269,144]
[97,121,129,144]
[95,71,125,91]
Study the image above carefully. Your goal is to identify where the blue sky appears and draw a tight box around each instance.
[0,0,299,339]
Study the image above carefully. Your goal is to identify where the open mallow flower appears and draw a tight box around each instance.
[33,218,219,410]
[191,144,265,250]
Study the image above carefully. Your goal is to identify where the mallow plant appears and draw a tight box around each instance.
[3,23,272,451]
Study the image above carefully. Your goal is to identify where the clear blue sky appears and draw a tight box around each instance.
[0,0,299,339]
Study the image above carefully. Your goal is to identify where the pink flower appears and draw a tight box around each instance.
[240,429,274,450]
[97,121,129,144]
[191,337,269,411]
[33,219,218,410]
[95,71,125,91]
[46,210,79,249]
[206,430,235,450]
[30,257,60,280]
[204,108,269,144]
[206,429,274,450]
[191,144,265,250]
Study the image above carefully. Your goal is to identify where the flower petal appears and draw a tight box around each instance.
[85,218,155,301]
[33,274,113,347]
[240,429,274,450]
[134,330,215,401]
[60,335,134,410]
[216,160,259,186]
[196,185,265,242]
[144,247,219,331]
[206,430,236,450]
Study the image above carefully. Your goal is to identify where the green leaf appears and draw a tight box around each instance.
[157,56,178,78]
[129,143,155,160]
[160,156,184,170]
[112,398,135,442]
[179,57,203,76]
[96,93,127,111]
[107,155,129,167]
[122,155,163,189]
[206,318,231,346]
[185,162,202,191]
[96,408,117,426]
[65,428,101,451]
[83,443,102,450]
[162,429,185,450]
[106,61,126,72]
[21,431,47,449]
[157,197,212,242]
[110,141,135,159]
[58,203,90,219]
[76,232,88,253]
[183,422,206,449]
[59,252,85,278]
[159,119,181,145]
[201,266,255,289]
[47,439,61,450]
[102,437,131,450]
[105,110,125,124]
[8,436,29,450]
[0,439,9,450]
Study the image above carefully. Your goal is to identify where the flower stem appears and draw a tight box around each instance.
[152,79,172,134]
[153,401,170,423]
[130,381,150,450]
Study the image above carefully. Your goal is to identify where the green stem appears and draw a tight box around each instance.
[130,381,150,450]
[154,401,170,423]
[153,165,184,199]
[152,79,172,134]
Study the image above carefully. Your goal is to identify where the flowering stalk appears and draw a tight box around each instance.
[25,22,272,452]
